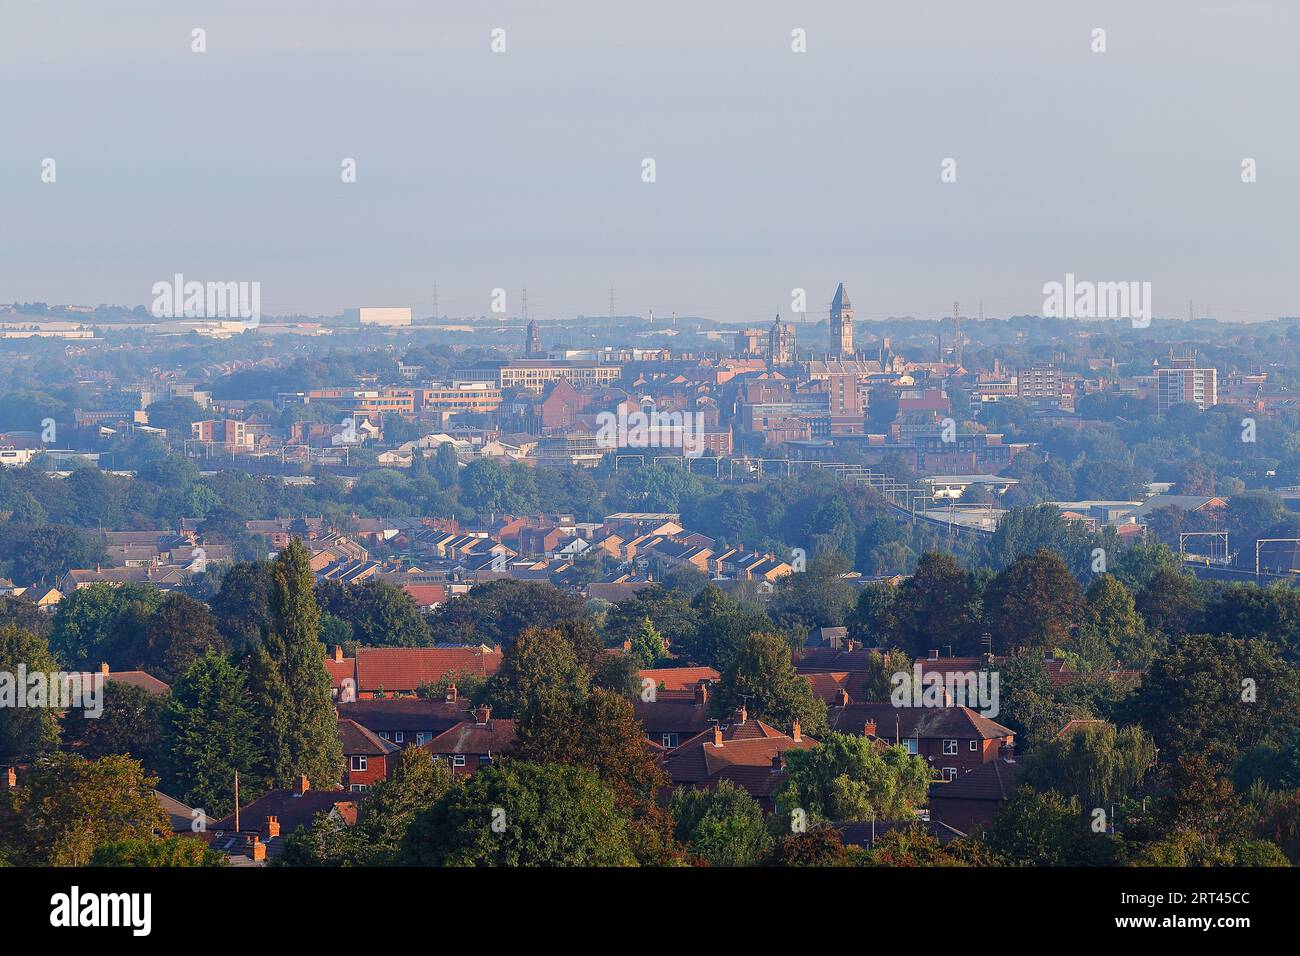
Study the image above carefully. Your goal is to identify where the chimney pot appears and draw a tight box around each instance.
[712,724,723,747]
[835,687,850,706]
[792,718,801,743]
[265,815,280,838]
[846,639,857,652]
[295,775,309,796]
[694,681,709,706]
[864,719,877,737]
[446,682,458,702]
[333,645,343,663]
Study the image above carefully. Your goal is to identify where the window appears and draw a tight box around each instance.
[970,740,979,752]
[452,754,466,767]
[394,731,405,744]
[349,784,368,793]
[905,738,918,755]
[416,732,432,745]
[479,754,492,766]
[943,739,958,755]
[662,733,680,749]
[350,755,367,772]
[944,768,957,781]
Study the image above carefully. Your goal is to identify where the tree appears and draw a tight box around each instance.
[1075,575,1158,670]
[1200,583,1300,663]
[483,625,588,718]
[627,618,665,668]
[980,787,1119,866]
[1154,752,1253,846]
[280,747,453,866]
[427,579,588,647]
[888,553,979,656]
[768,552,858,635]
[670,780,771,867]
[982,549,1082,653]
[0,625,62,763]
[1134,567,1202,641]
[714,632,829,736]
[399,761,637,866]
[1023,722,1156,810]
[141,592,226,683]
[432,442,459,488]
[209,560,275,658]
[161,650,260,817]
[73,681,165,774]
[846,582,897,647]
[1123,634,1300,766]
[49,583,165,671]
[776,733,931,824]
[91,835,227,867]
[675,584,775,671]
[247,539,343,792]
[0,753,169,866]
[767,827,853,867]
[316,579,433,647]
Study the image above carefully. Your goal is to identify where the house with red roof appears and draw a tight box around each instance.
[420,704,516,778]
[659,705,817,811]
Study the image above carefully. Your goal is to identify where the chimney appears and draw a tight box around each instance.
[2,767,15,789]
[294,775,310,796]
[928,649,940,660]
[864,719,877,737]
[792,719,801,743]
[1000,740,1016,763]
[735,704,747,725]
[835,687,850,707]
[693,681,709,706]
[247,834,266,862]
[265,815,280,839]
[475,704,491,725]
[771,752,785,773]
[333,645,344,663]
[712,724,723,747]
[100,662,110,676]
[846,639,857,652]
[622,639,632,653]
[445,682,458,702]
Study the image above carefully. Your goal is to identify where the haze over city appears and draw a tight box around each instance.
[3,0,1298,321]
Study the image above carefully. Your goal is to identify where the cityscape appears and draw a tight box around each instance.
[1,0,1294,937]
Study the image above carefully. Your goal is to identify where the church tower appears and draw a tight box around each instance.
[830,283,854,358]
[767,314,795,368]
[524,319,543,358]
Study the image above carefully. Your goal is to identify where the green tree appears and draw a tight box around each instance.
[670,780,772,866]
[91,835,227,867]
[776,732,930,824]
[888,553,979,656]
[74,681,165,774]
[0,752,169,866]
[141,591,226,683]
[0,625,62,763]
[714,632,829,736]
[161,650,260,816]
[400,761,637,866]
[627,617,666,668]
[247,539,343,792]
[1121,634,1300,765]
[982,549,1082,653]
[980,787,1119,866]
[1023,722,1156,810]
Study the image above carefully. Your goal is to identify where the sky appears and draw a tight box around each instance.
[1,0,1297,323]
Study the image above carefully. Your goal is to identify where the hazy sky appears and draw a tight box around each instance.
[2,0,1297,323]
